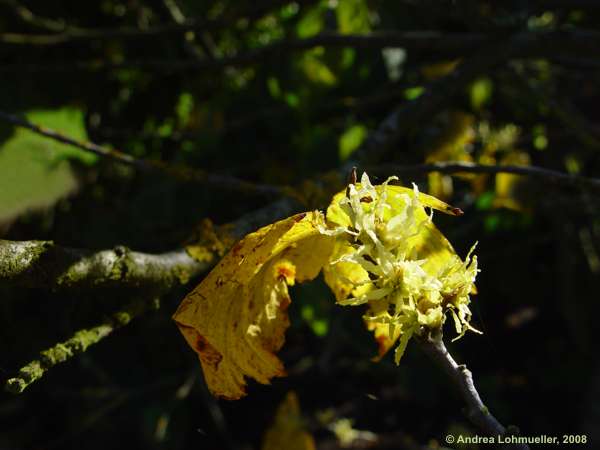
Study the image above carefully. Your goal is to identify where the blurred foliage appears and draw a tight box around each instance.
[0,108,94,223]
[1,0,600,449]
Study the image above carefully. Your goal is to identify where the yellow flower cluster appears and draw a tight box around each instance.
[322,173,480,364]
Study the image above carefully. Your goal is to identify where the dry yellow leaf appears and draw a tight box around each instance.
[261,392,316,450]
[173,212,333,399]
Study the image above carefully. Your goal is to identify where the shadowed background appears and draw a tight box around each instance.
[1,1,599,449]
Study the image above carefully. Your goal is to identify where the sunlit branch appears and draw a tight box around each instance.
[0,198,300,291]
[1,196,300,394]
[417,332,530,450]
[0,111,283,197]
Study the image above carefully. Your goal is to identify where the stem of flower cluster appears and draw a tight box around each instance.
[416,331,530,450]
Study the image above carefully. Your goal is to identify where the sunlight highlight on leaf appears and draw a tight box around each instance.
[173,212,333,399]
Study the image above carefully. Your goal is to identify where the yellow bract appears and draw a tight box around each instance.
[173,212,333,399]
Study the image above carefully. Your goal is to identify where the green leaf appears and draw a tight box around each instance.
[300,48,338,86]
[470,77,494,111]
[296,4,325,38]
[338,124,367,161]
[0,108,93,224]
[176,92,194,127]
[336,0,370,34]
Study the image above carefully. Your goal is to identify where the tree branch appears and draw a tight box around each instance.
[346,29,600,166]
[0,240,208,291]
[161,0,213,61]
[2,196,301,393]
[416,332,530,450]
[0,198,300,291]
[367,161,600,192]
[5,297,160,394]
[0,0,67,32]
[2,30,599,73]
[0,111,283,197]
[0,0,312,46]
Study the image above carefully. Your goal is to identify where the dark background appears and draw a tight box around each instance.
[1,1,599,449]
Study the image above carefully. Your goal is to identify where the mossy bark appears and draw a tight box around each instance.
[5,298,159,394]
[0,199,301,292]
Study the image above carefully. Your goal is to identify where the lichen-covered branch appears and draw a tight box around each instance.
[417,332,530,450]
[0,198,301,291]
[2,197,301,394]
[5,297,160,394]
[0,240,211,292]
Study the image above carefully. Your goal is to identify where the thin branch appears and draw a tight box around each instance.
[0,0,312,46]
[161,0,212,61]
[5,297,160,394]
[346,36,516,167]
[0,111,283,197]
[367,161,600,192]
[0,197,300,291]
[2,29,600,73]
[416,332,530,450]
[344,29,600,167]
[0,0,67,32]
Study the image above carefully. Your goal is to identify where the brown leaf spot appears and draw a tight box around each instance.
[232,241,243,256]
[293,212,307,222]
[195,335,223,369]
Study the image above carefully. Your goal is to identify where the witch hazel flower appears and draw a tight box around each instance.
[321,172,480,364]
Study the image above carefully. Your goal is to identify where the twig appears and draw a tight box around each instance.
[341,29,600,168]
[0,0,311,46]
[416,332,530,450]
[0,197,301,291]
[161,0,211,60]
[5,297,160,394]
[367,161,600,192]
[0,111,282,197]
[348,38,514,166]
[2,30,600,73]
[0,0,67,32]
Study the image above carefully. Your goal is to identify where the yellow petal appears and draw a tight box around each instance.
[173,212,333,399]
